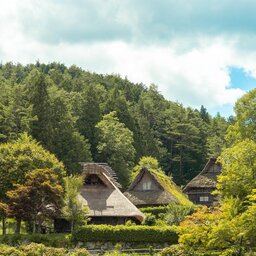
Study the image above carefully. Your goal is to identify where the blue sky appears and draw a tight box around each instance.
[1,0,256,117]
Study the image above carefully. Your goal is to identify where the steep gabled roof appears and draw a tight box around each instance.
[80,162,122,188]
[124,167,192,207]
[183,157,222,191]
[78,163,145,222]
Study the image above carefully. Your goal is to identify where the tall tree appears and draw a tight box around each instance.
[0,83,34,142]
[7,168,64,234]
[217,140,256,201]
[0,133,65,201]
[25,69,53,148]
[227,88,256,144]
[47,87,92,174]
[0,202,8,235]
[96,111,135,188]
[207,113,229,156]
[74,84,106,158]
[62,176,88,233]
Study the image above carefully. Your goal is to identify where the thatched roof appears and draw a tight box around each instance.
[78,163,145,222]
[124,167,192,207]
[80,162,122,188]
[183,157,222,191]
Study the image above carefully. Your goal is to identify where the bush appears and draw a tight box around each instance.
[140,206,169,216]
[142,214,156,226]
[103,251,140,256]
[20,243,66,256]
[160,245,226,256]
[68,248,90,256]
[160,203,194,226]
[72,225,178,243]
[0,244,25,256]
[160,244,186,256]
[0,243,90,256]
[0,234,71,248]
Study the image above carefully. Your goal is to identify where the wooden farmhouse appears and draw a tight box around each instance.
[183,157,222,206]
[77,163,145,225]
[124,167,192,207]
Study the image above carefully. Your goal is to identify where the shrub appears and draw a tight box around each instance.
[140,206,169,216]
[0,243,90,256]
[161,244,186,256]
[0,234,71,248]
[103,251,139,256]
[72,225,178,243]
[0,244,25,256]
[68,248,90,256]
[160,245,227,256]
[20,243,67,256]
[142,214,156,226]
[161,203,194,226]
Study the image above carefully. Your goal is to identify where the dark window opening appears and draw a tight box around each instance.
[84,174,105,185]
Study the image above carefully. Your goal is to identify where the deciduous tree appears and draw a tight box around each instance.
[62,176,88,233]
[96,111,135,188]
[7,169,64,234]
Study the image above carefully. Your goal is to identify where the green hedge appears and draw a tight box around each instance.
[0,234,71,247]
[72,225,178,243]
[140,206,169,216]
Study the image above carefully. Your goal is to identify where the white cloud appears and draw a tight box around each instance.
[0,36,245,111]
[0,0,255,117]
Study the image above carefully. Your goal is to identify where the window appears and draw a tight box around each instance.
[199,196,209,202]
[85,174,104,185]
[143,181,152,190]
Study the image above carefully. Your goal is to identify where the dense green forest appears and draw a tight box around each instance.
[0,62,231,187]
[0,62,255,255]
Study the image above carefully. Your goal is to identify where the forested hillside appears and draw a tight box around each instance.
[0,62,231,187]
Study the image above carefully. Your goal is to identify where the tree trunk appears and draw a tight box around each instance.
[26,221,33,234]
[15,219,21,234]
[71,219,74,233]
[179,148,183,177]
[32,220,36,234]
[2,218,6,235]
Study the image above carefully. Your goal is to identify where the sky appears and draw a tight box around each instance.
[1,1,256,117]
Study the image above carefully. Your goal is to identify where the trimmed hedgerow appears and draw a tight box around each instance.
[0,234,72,248]
[140,206,169,216]
[72,225,178,243]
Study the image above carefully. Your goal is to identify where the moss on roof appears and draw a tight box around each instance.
[149,169,193,207]
[125,167,193,207]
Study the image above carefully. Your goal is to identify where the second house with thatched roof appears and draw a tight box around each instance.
[78,163,145,225]
[183,157,222,206]
[124,167,192,208]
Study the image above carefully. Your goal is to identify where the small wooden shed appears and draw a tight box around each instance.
[124,167,192,207]
[78,163,145,225]
[183,157,221,206]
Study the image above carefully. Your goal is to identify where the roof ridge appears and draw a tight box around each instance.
[80,162,122,188]
[183,157,221,191]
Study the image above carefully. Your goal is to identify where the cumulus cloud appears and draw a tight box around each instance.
[10,0,256,44]
[0,0,256,116]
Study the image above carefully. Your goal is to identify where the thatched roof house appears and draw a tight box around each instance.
[78,163,145,224]
[183,157,221,206]
[124,167,192,207]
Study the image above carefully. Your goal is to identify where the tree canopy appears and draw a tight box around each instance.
[96,111,135,188]
[173,88,256,255]
[0,62,230,184]
[7,168,64,233]
[0,133,65,201]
